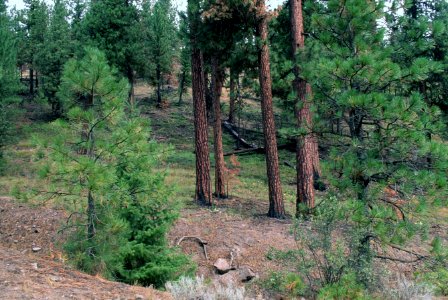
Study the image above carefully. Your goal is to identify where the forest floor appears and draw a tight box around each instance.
[0,197,171,300]
[0,83,447,299]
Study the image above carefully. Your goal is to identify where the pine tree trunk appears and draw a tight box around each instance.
[191,48,212,205]
[228,70,237,124]
[156,65,162,105]
[189,0,212,205]
[178,71,185,105]
[87,190,96,241]
[86,91,96,255]
[256,2,285,218]
[29,67,34,96]
[211,57,227,198]
[127,66,135,108]
[203,69,212,118]
[290,0,320,213]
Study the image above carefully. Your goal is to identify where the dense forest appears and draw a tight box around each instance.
[0,0,447,298]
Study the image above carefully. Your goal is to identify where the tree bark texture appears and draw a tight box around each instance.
[189,0,212,205]
[211,57,227,198]
[290,0,320,212]
[256,2,285,218]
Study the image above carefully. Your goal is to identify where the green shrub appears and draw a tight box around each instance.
[262,271,306,298]
[317,273,370,300]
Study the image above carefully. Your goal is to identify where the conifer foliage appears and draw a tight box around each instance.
[0,0,20,173]
[37,48,193,287]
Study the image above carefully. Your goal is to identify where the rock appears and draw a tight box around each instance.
[13,240,18,243]
[135,294,144,300]
[31,263,38,270]
[238,266,256,282]
[50,275,60,282]
[32,247,42,252]
[217,270,239,286]
[214,258,231,274]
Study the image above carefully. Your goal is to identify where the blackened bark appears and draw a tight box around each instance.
[211,57,227,198]
[29,67,34,96]
[256,1,285,218]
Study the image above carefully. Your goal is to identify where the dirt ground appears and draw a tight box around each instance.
[0,197,171,300]
[169,199,297,278]
[1,193,448,299]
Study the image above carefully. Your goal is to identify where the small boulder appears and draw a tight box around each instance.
[32,247,42,252]
[217,270,239,286]
[238,266,256,282]
[214,258,231,274]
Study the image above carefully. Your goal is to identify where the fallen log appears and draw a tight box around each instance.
[222,120,258,149]
[223,142,296,156]
[224,147,264,156]
[283,160,296,169]
[177,236,209,260]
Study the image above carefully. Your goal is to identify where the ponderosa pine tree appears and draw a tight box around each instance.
[140,0,177,106]
[22,0,48,96]
[83,0,138,104]
[188,0,212,205]
[256,0,285,218]
[289,0,318,213]
[177,14,191,105]
[302,0,448,285]
[38,47,193,285]
[387,0,448,122]
[34,0,72,116]
[201,0,247,199]
[0,0,20,173]
[211,56,226,198]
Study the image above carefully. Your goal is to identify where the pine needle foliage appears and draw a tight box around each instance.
[35,47,194,287]
[0,1,21,173]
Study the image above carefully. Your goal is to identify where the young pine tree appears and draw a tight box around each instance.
[139,0,178,106]
[37,47,193,286]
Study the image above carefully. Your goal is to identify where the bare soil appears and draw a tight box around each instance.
[0,197,170,300]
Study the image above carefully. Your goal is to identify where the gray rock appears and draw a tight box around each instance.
[218,270,239,286]
[214,258,231,274]
[32,247,42,252]
[238,266,256,282]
